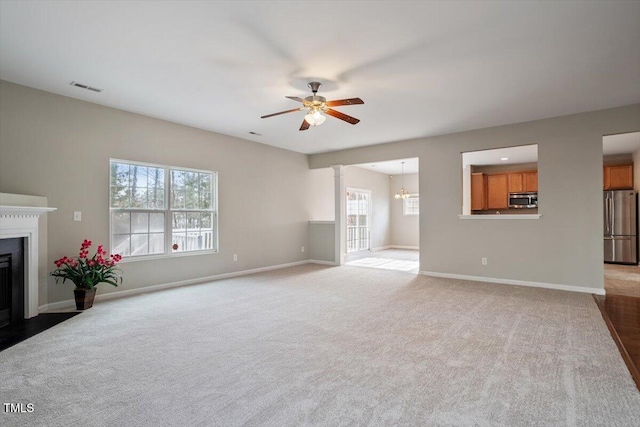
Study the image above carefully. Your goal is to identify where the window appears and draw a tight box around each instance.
[110,160,217,258]
[403,195,419,215]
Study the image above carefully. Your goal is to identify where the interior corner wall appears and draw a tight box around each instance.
[308,168,334,221]
[0,80,320,305]
[344,167,391,250]
[309,104,640,291]
[390,173,419,248]
[633,148,640,193]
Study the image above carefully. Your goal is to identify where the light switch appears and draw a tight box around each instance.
[74,211,82,221]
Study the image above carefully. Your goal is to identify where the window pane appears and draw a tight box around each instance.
[200,191,212,209]
[200,174,211,193]
[149,233,165,254]
[172,233,187,252]
[131,165,148,189]
[131,234,148,256]
[201,212,212,229]
[171,189,186,209]
[112,212,130,234]
[131,212,149,234]
[111,163,130,187]
[150,213,164,232]
[149,189,165,209]
[112,234,131,257]
[187,212,200,230]
[132,187,148,208]
[172,170,185,189]
[172,212,186,230]
[148,167,164,189]
[110,186,130,208]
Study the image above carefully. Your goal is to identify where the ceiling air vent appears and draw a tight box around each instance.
[69,81,103,93]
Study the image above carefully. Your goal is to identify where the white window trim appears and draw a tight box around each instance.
[403,194,419,216]
[109,158,219,261]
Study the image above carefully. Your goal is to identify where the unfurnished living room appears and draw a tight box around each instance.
[1,1,639,426]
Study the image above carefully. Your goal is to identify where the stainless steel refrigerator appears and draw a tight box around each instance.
[604,190,638,264]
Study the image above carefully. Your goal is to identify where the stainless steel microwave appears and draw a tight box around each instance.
[509,192,538,209]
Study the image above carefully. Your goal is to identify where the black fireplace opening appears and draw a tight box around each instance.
[0,238,24,329]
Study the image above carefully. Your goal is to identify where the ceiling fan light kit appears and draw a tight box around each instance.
[261,82,364,131]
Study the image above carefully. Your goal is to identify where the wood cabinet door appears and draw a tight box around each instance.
[606,165,633,189]
[508,173,523,193]
[487,174,508,209]
[471,173,486,211]
[524,171,538,192]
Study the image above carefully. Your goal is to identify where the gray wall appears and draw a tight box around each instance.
[0,81,319,304]
[345,166,391,250]
[310,105,640,290]
[390,173,419,248]
[309,222,335,262]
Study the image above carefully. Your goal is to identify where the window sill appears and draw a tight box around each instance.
[119,250,219,263]
[458,214,542,220]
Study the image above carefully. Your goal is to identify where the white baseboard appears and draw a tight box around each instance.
[390,245,420,250]
[371,246,391,251]
[419,271,606,295]
[39,259,313,313]
[308,259,338,266]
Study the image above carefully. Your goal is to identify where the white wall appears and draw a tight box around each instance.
[0,81,325,304]
[390,173,419,248]
[344,166,391,250]
[310,104,640,291]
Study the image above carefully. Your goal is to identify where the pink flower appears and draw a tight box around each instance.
[87,260,95,267]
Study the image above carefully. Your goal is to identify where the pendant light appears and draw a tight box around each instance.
[394,161,410,199]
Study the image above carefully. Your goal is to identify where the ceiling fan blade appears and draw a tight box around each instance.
[325,98,364,107]
[261,107,301,119]
[299,119,310,131]
[325,108,360,125]
[286,96,306,103]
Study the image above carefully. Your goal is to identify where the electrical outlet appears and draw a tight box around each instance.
[481,257,488,265]
[73,211,82,221]
[301,246,305,253]
[233,254,238,262]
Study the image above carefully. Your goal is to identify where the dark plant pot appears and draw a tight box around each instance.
[74,288,97,310]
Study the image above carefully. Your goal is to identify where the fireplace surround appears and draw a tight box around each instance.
[0,206,56,319]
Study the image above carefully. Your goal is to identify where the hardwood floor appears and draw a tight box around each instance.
[599,263,640,390]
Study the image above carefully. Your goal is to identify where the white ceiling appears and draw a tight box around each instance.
[354,133,640,174]
[352,158,419,176]
[603,132,640,156]
[463,145,538,167]
[1,1,639,155]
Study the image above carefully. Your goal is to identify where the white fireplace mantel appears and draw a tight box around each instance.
[0,205,56,318]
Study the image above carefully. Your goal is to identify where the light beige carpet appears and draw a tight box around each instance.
[1,264,639,426]
[604,263,640,298]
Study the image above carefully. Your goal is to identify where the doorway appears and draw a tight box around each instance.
[346,188,371,253]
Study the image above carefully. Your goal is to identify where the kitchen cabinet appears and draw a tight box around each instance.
[604,164,633,190]
[508,173,523,193]
[471,173,487,211]
[487,174,509,209]
[524,171,538,192]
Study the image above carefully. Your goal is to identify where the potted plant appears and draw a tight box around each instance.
[51,239,123,310]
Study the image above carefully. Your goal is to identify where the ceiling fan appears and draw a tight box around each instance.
[261,82,364,131]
